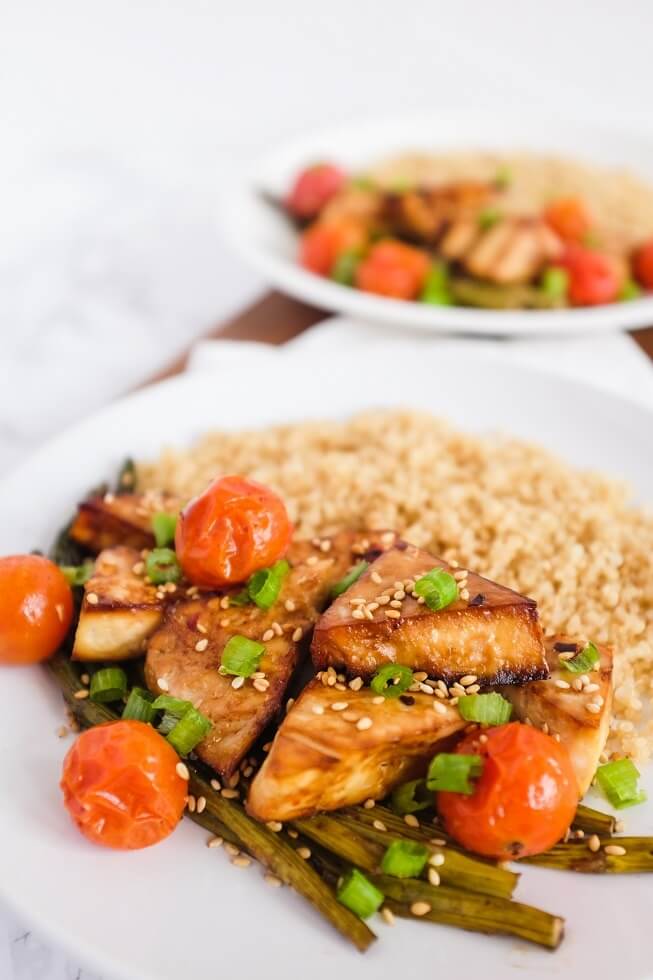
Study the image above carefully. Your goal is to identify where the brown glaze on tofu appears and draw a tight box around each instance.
[246,678,465,822]
[500,635,613,794]
[69,491,181,554]
[144,531,399,778]
[312,544,547,685]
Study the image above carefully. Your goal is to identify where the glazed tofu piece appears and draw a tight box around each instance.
[500,635,613,794]
[312,543,547,685]
[144,531,399,778]
[69,491,181,554]
[247,679,465,822]
[72,546,169,661]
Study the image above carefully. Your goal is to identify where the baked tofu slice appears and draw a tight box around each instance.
[144,531,399,778]
[247,679,466,822]
[312,543,547,685]
[500,635,613,794]
[72,546,171,661]
[69,491,181,554]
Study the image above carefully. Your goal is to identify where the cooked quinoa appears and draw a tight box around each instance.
[138,410,653,762]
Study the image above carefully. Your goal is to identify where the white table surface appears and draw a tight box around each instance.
[2,1,653,976]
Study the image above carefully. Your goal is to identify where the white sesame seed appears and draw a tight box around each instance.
[349,676,364,691]
[207,836,223,848]
[356,717,373,731]
[297,846,311,859]
[331,701,349,711]
[404,814,419,828]
[284,598,296,612]
[253,679,269,693]
[385,609,401,619]
[196,622,207,633]
[615,820,625,833]
[381,907,396,926]
[272,622,283,636]
[264,873,282,887]
[86,592,99,605]
[157,677,169,692]
[262,628,275,642]
[419,683,434,695]
[586,702,601,714]
[376,594,391,605]
[231,676,245,690]
[371,571,383,584]
[221,788,239,799]
[433,701,447,714]
[285,698,295,713]
[351,609,365,619]
[266,821,283,832]
[554,679,571,689]
[372,696,385,705]
[460,589,470,601]
[176,762,190,780]
[287,828,299,839]
[429,852,445,867]
[292,627,303,642]
[363,798,376,809]
[459,675,478,687]
[196,796,207,814]
[584,682,600,693]
[411,901,431,917]
[186,795,196,812]
[73,689,89,700]
[428,868,441,887]
[306,555,319,566]
[210,778,221,791]
[195,638,209,652]
[373,820,387,832]
[389,599,402,609]
[56,725,69,738]
[312,704,325,715]
[232,856,251,868]
[219,596,230,610]
[604,844,627,856]
[320,539,332,552]
[587,834,601,852]
[224,843,240,857]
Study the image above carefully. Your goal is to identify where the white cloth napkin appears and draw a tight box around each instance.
[188,315,653,410]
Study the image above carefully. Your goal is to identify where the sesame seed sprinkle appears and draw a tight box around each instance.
[428,868,441,886]
[221,788,239,799]
[86,592,99,605]
[231,676,245,690]
[372,696,385,705]
[196,796,207,814]
[265,873,282,887]
[73,689,89,700]
[312,704,325,715]
[331,701,349,711]
[604,844,627,856]
[262,629,275,642]
[363,798,376,809]
[349,676,364,691]
[195,638,209,652]
[266,821,283,832]
[297,846,312,859]
[356,716,373,731]
[157,677,169,692]
[404,814,419,828]
[373,820,387,832]
[411,901,431,917]
[587,835,601,852]
[210,778,221,791]
[176,762,190,780]
[381,907,395,926]
[292,627,303,642]
[207,836,223,848]
[371,571,382,584]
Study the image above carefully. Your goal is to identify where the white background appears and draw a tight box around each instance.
[1,1,652,977]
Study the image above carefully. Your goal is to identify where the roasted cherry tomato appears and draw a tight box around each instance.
[61,720,187,850]
[299,219,367,276]
[0,555,73,665]
[544,197,592,243]
[558,244,624,306]
[175,475,292,588]
[286,163,347,220]
[437,723,578,860]
[355,239,430,300]
[632,239,653,290]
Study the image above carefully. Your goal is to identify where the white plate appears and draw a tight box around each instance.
[1,350,652,980]
[220,110,653,336]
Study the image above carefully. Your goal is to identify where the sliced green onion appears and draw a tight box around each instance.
[495,165,512,189]
[145,547,181,585]
[457,692,512,726]
[229,588,251,606]
[426,753,484,795]
[89,667,128,703]
[151,694,193,717]
[620,279,642,301]
[122,687,156,722]
[595,759,647,810]
[349,175,375,191]
[413,568,458,611]
[330,250,361,286]
[152,512,178,548]
[157,711,179,735]
[370,663,414,699]
[247,559,290,610]
[336,868,384,920]
[541,266,569,300]
[478,208,502,230]
[221,635,265,677]
[331,561,369,598]
[420,262,452,306]
[390,178,412,193]
[391,778,431,815]
[381,839,429,878]
[60,560,95,587]
[166,706,212,756]
[116,457,136,492]
[560,641,600,673]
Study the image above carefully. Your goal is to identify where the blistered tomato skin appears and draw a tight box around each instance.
[175,475,293,588]
[286,163,347,220]
[0,555,73,665]
[633,239,653,290]
[437,722,578,860]
[61,721,187,850]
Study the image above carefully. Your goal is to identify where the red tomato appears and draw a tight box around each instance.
[299,219,367,276]
[632,239,653,290]
[559,244,624,306]
[355,239,430,300]
[175,475,292,588]
[437,723,578,860]
[286,163,347,220]
[544,197,592,243]
[61,720,187,850]
[0,555,73,665]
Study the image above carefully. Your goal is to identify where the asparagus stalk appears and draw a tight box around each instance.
[342,805,518,899]
[524,837,653,873]
[371,875,564,950]
[48,651,375,953]
[573,804,617,836]
[294,814,385,873]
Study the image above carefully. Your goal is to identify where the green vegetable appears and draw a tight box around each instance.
[116,458,136,493]
[228,588,251,607]
[349,175,375,191]
[426,753,483,794]
[381,839,429,878]
[122,687,156,722]
[495,165,512,189]
[449,276,563,310]
[330,250,360,286]
[420,262,452,306]
[620,279,642,301]
[413,568,458,611]
[151,694,194,717]
[145,547,181,584]
[457,692,512,726]
[337,869,384,919]
[152,512,178,548]
[60,560,94,587]
[595,759,647,809]
[157,711,180,735]
[390,778,431,815]
[330,561,369,598]
[370,663,414,699]
[478,208,502,230]
[89,667,128,703]
[560,642,600,673]
[221,635,265,677]
[167,706,212,756]
[247,559,290,610]
[541,266,569,300]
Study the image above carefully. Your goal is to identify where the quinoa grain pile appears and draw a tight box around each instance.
[139,410,653,761]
